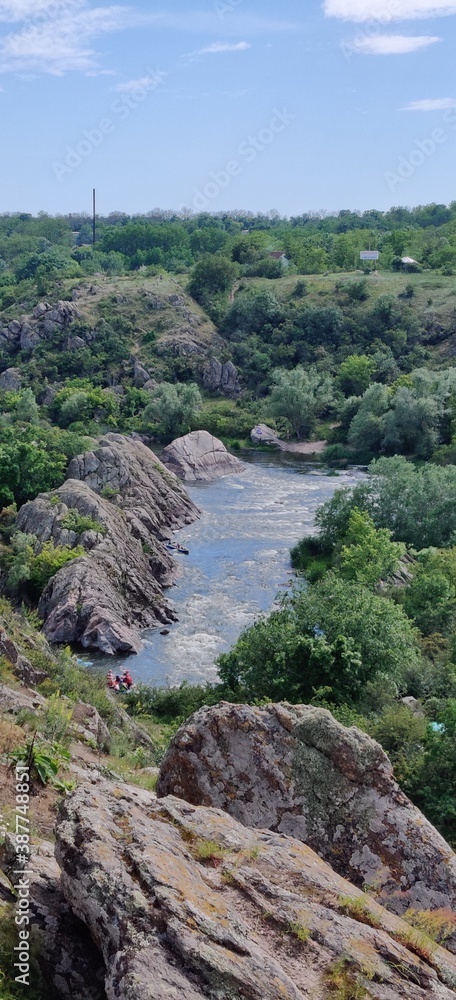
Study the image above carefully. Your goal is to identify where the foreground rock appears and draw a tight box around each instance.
[16,434,199,654]
[0,839,106,1000]
[161,430,244,481]
[55,777,456,1000]
[158,703,456,932]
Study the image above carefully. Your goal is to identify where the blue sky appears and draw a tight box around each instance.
[1,0,456,215]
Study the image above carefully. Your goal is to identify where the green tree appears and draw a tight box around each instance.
[218,573,420,706]
[142,382,202,441]
[316,457,456,550]
[338,508,405,588]
[188,255,236,301]
[14,388,39,424]
[406,700,456,846]
[217,608,363,704]
[337,355,375,397]
[268,366,335,438]
[403,571,456,636]
[293,573,420,686]
[347,383,390,457]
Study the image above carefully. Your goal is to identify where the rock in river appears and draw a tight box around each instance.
[161,429,244,482]
[16,434,199,654]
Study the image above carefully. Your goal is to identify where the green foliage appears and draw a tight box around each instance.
[28,540,85,596]
[142,381,202,441]
[188,254,236,318]
[60,509,105,535]
[218,572,419,706]
[405,700,456,845]
[316,456,456,549]
[337,508,405,588]
[268,366,335,438]
[52,384,119,429]
[195,401,256,440]
[5,533,85,599]
[222,288,284,340]
[124,681,220,721]
[337,354,375,396]
[368,704,428,783]
[41,692,73,744]
[9,736,71,788]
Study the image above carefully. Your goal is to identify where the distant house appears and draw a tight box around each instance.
[269,251,290,266]
[392,255,421,273]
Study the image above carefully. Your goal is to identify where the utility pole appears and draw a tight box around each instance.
[92,188,96,246]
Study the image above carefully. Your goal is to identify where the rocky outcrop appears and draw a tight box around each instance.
[0,301,80,354]
[16,435,199,654]
[202,358,241,396]
[0,366,23,390]
[250,423,281,445]
[1,838,106,1000]
[54,777,456,1000]
[158,703,456,932]
[161,430,244,482]
[0,624,47,686]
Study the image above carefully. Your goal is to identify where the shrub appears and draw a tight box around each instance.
[60,510,105,535]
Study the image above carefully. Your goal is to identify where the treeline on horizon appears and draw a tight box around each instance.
[1,200,456,280]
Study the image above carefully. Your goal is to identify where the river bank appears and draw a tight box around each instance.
[111,452,365,687]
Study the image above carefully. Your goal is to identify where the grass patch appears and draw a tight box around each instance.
[338,894,382,930]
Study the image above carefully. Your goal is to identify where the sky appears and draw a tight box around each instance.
[1,0,456,215]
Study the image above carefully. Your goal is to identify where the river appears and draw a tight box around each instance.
[113,453,364,687]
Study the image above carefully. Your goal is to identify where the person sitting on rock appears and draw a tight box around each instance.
[107,670,116,690]
[122,670,134,691]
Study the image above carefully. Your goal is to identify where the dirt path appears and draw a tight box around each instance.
[278,439,327,455]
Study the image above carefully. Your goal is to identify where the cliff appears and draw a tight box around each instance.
[16,434,199,654]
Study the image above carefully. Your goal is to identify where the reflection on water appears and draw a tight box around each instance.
[113,453,365,687]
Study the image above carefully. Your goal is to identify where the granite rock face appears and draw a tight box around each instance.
[158,702,456,932]
[0,301,80,355]
[202,358,241,396]
[16,435,199,654]
[161,430,244,482]
[54,777,456,1000]
[0,367,23,390]
[1,839,106,1000]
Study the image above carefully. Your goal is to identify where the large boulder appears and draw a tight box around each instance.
[158,703,456,931]
[16,435,199,654]
[250,423,281,445]
[0,367,23,390]
[55,777,456,1000]
[161,430,244,482]
[202,358,241,396]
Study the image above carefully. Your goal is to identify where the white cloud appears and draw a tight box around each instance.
[0,4,135,74]
[0,0,82,22]
[402,96,456,109]
[351,33,440,52]
[198,40,250,54]
[0,5,297,75]
[324,0,456,21]
[114,72,165,94]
